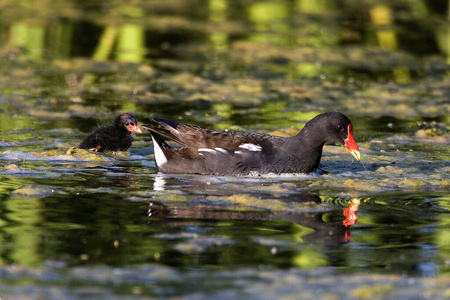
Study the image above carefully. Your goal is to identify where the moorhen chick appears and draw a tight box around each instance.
[79,113,142,152]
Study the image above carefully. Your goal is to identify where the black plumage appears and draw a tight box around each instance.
[79,113,142,152]
[142,112,360,176]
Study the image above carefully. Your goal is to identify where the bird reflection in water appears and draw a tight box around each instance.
[147,191,362,245]
[153,174,167,191]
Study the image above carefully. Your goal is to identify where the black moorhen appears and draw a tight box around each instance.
[142,112,360,175]
[79,113,142,152]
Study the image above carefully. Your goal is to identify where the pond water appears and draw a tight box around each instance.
[0,1,449,299]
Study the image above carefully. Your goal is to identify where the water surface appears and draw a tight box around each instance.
[0,1,449,299]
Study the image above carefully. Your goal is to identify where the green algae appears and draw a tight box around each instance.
[12,184,50,197]
[349,283,394,299]
[398,179,427,187]
[228,194,287,211]
[375,165,404,175]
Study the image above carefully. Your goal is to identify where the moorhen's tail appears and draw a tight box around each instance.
[141,124,174,169]
[153,116,179,129]
[151,117,187,146]
[141,124,173,152]
[141,117,183,144]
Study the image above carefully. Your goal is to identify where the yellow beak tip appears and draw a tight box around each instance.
[352,150,361,161]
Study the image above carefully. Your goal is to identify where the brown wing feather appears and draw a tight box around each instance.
[145,117,257,151]
[176,124,247,150]
[140,124,180,143]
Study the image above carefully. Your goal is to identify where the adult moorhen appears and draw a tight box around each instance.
[142,111,360,175]
[79,113,142,152]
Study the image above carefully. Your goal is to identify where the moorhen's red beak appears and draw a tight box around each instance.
[344,124,360,161]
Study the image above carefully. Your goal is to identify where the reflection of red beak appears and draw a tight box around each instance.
[130,123,142,133]
[344,124,360,161]
[343,198,360,227]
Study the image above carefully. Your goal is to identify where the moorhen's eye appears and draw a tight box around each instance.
[336,125,343,131]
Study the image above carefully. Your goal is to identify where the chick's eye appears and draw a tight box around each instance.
[336,125,343,131]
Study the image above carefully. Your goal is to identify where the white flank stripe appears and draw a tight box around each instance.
[198,148,216,153]
[214,147,228,153]
[239,143,262,151]
[152,136,167,166]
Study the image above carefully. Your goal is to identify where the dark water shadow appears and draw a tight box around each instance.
[148,193,354,247]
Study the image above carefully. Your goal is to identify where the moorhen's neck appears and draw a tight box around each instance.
[281,116,336,173]
[291,122,328,150]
